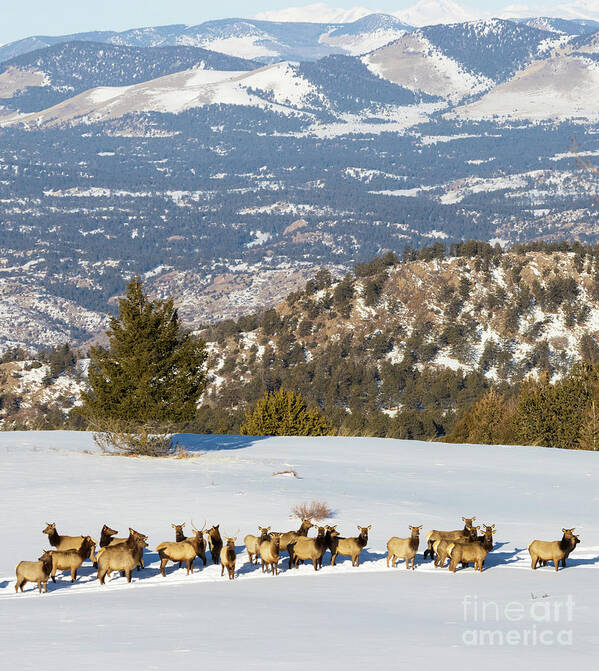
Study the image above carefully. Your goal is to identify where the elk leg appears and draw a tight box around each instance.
[126,570,132,583]
[554,559,559,572]
[221,564,224,577]
[71,569,77,582]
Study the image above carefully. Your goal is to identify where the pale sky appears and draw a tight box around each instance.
[0,0,573,45]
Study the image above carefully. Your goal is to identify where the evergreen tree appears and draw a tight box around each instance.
[578,399,599,450]
[82,277,207,424]
[240,389,335,436]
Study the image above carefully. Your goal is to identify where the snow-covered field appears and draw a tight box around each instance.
[1,431,598,669]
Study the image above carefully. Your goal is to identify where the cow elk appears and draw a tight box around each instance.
[386,525,422,570]
[97,528,148,584]
[205,525,223,565]
[259,533,282,575]
[331,525,371,567]
[447,538,488,572]
[529,528,579,572]
[43,523,96,562]
[276,518,314,567]
[245,526,271,565]
[220,535,237,580]
[99,524,119,547]
[290,526,327,570]
[15,550,53,593]
[156,539,197,576]
[50,536,96,583]
[433,525,479,567]
[424,516,476,560]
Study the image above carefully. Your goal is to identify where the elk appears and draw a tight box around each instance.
[99,524,119,547]
[539,532,580,567]
[205,524,223,565]
[330,525,371,567]
[15,550,53,593]
[43,522,96,562]
[529,528,579,571]
[190,520,208,567]
[220,535,237,580]
[447,539,488,572]
[259,533,282,575]
[156,538,197,576]
[275,518,314,568]
[97,528,148,584]
[433,525,479,567]
[290,526,327,570]
[50,536,96,583]
[423,516,476,560]
[244,526,271,565]
[386,525,422,570]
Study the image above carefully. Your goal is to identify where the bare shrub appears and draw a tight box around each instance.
[90,418,177,457]
[272,469,298,478]
[291,500,333,521]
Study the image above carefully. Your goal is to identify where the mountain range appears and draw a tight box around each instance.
[0,14,598,351]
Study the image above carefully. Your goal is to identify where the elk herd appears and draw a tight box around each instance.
[12,517,581,594]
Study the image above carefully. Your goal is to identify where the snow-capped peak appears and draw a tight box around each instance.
[253,3,372,23]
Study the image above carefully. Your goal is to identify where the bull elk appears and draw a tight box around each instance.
[386,525,422,570]
[50,536,96,583]
[245,526,271,565]
[424,516,476,560]
[331,525,371,567]
[43,522,96,562]
[290,526,327,570]
[97,528,147,584]
[220,535,237,580]
[529,528,579,571]
[15,550,53,593]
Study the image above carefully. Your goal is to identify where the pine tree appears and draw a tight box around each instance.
[240,389,335,437]
[82,277,207,424]
[578,399,599,450]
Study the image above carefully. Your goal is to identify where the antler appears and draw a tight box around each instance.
[191,519,206,533]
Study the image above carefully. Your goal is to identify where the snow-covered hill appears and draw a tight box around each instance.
[363,19,558,103]
[0,16,416,65]
[0,431,597,669]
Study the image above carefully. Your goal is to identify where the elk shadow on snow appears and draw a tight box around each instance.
[172,434,268,454]
[480,542,523,568]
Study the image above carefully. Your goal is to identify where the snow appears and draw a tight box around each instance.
[0,431,598,668]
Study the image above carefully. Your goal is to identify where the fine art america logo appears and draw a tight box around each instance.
[461,594,575,646]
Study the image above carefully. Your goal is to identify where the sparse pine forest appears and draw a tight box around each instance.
[5,239,599,449]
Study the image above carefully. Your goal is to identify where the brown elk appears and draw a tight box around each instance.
[447,539,488,572]
[331,525,371,567]
[424,516,476,560]
[539,532,580,568]
[190,520,208,567]
[15,550,53,593]
[205,525,223,565]
[259,533,282,575]
[156,539,197,576]
[386,525,422,570]
[50,536,96,583]
[529,528,579,571]
[99,524,119,547]
[244,526,271,565]
[97,528,148,584]
[220,535,237,580]
[43,523,96,562]
[275,518,314,568]
[290,526,327,570]
[433,525,479,567]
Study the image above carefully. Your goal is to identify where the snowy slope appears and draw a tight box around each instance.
[0,431,598,669]
[0,63,324,126]
[453,52,599,122]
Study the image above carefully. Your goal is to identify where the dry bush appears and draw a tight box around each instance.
[291,500,333,521]
[90,417,177,457]
[272,469,298,478]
